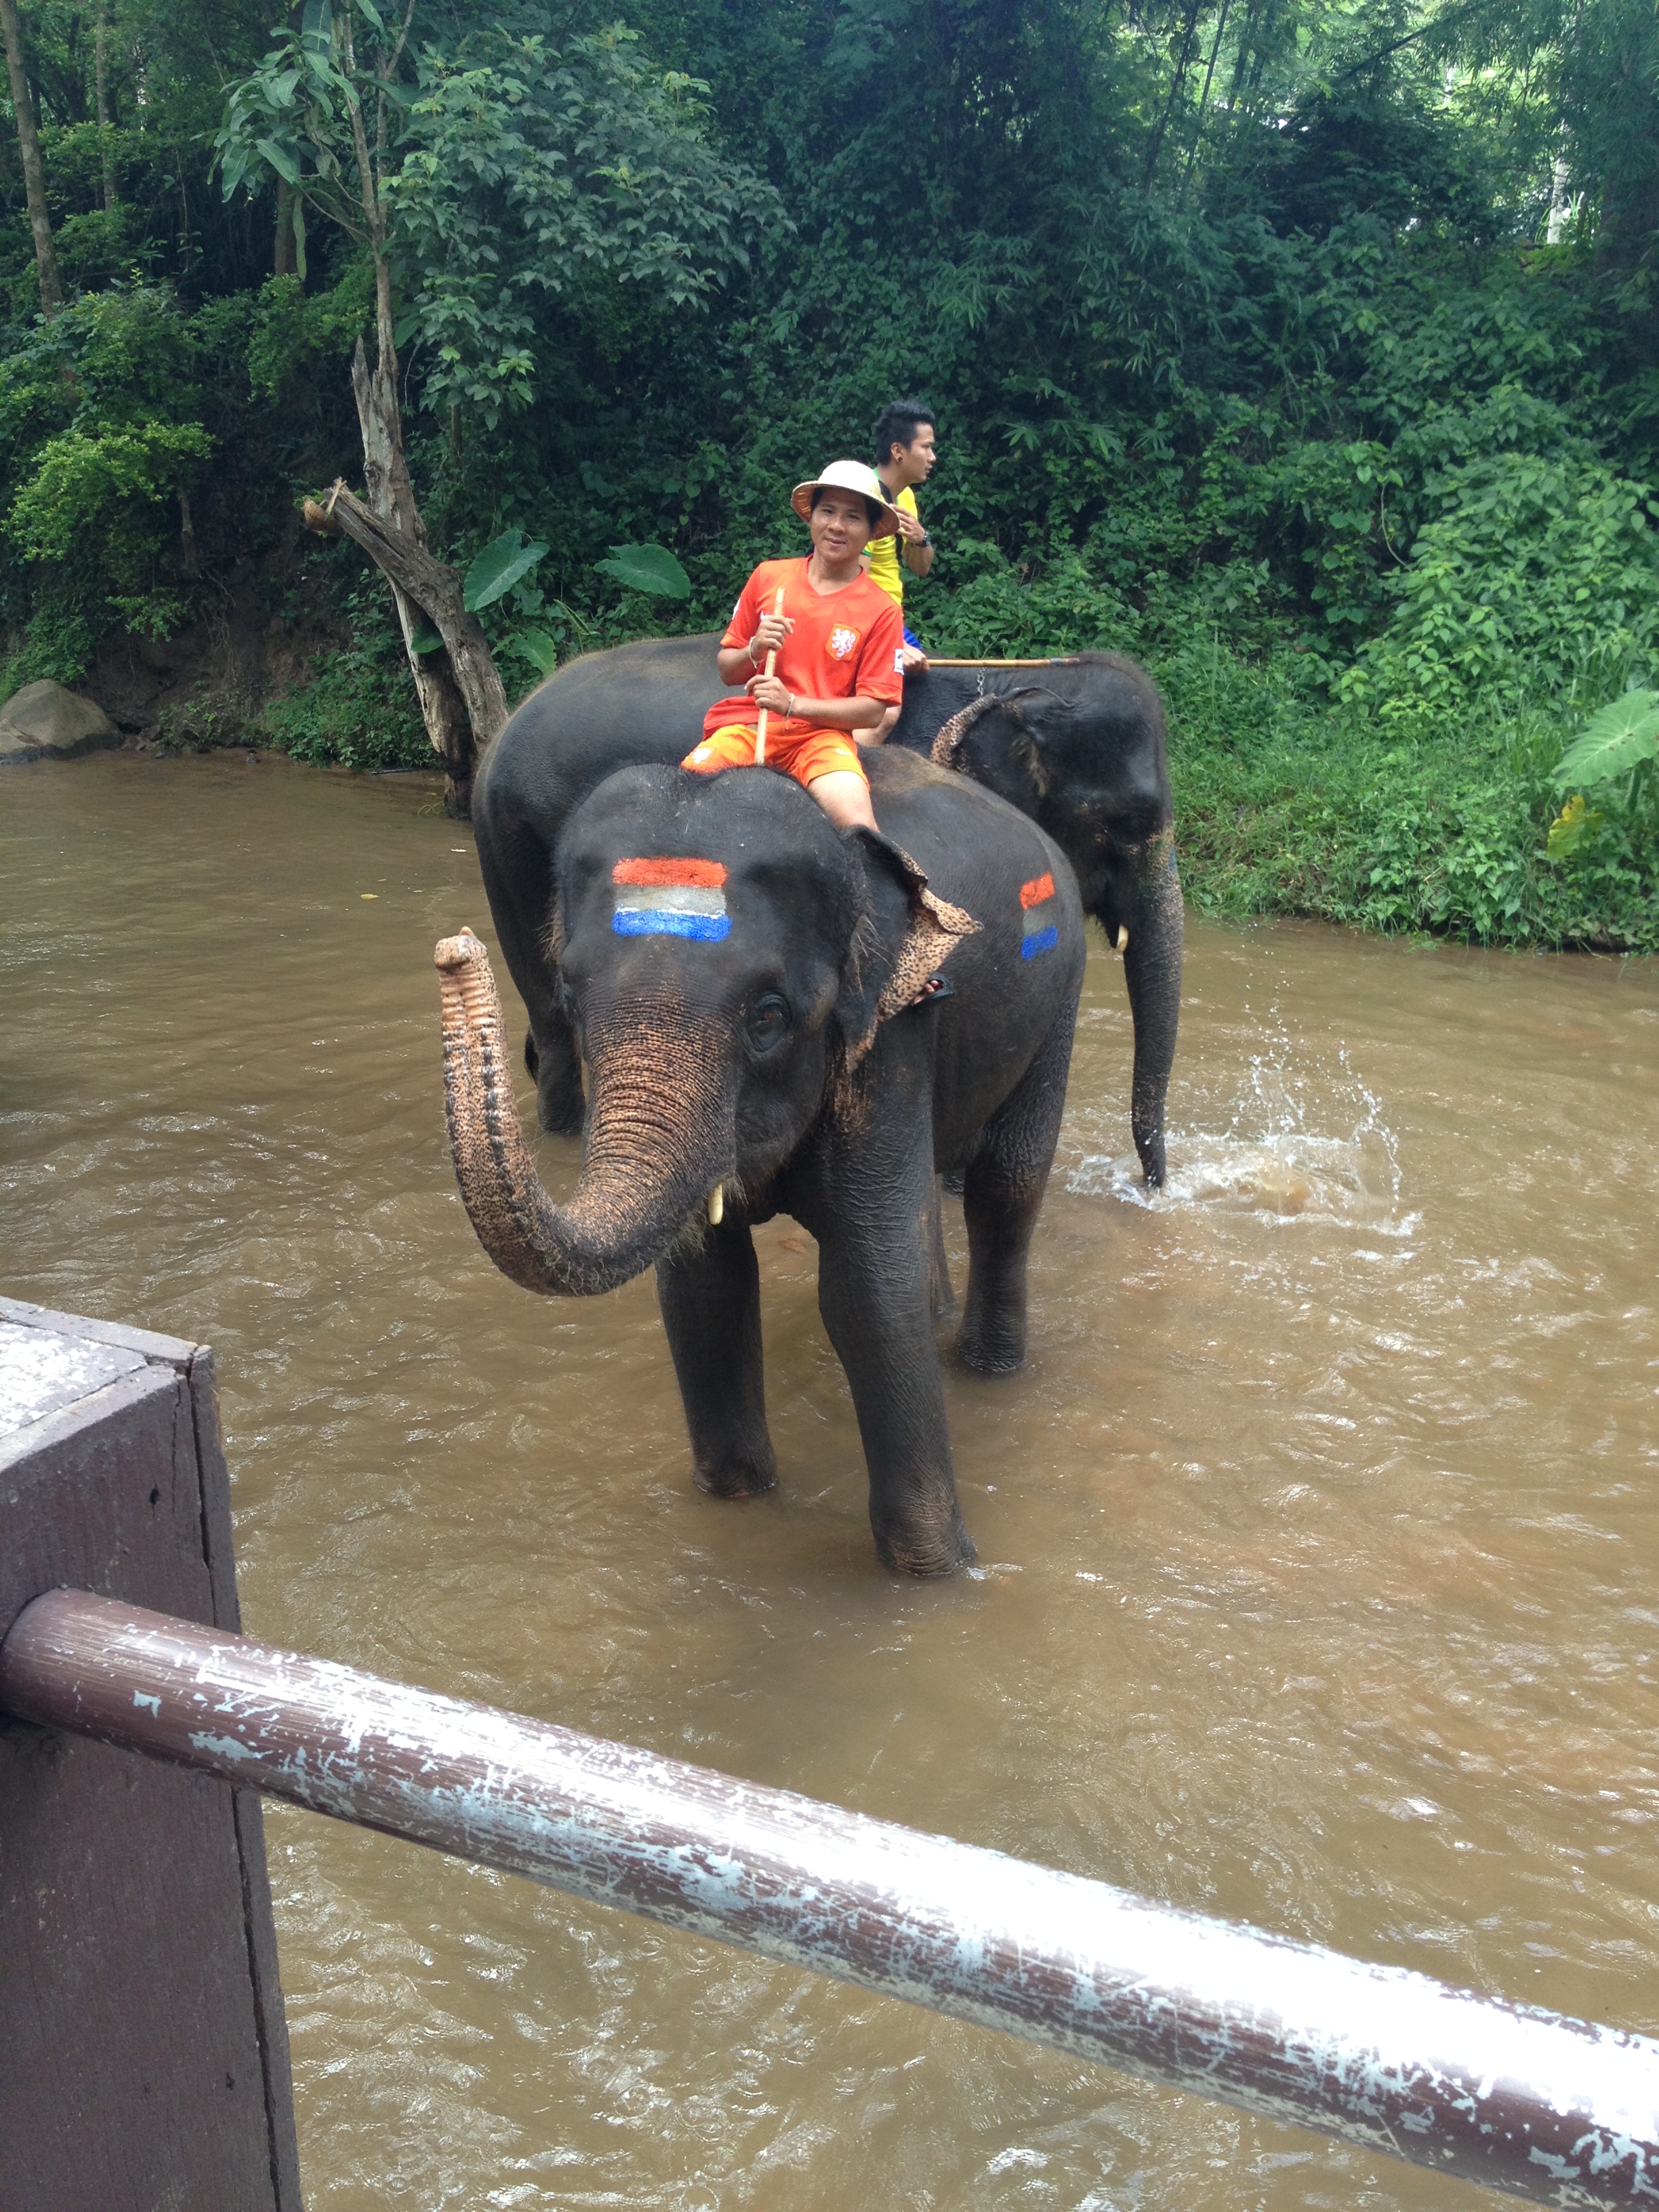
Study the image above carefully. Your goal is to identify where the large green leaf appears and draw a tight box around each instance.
[300,0,334,83]
[462,531,549,613]
[255,135,302,186]
[505,628,560,677]
[1553,690,1659,792]
[595,542,691,599]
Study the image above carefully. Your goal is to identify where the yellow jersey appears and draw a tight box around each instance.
[865,483,919,605]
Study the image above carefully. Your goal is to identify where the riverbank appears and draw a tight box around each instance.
[1156,644,1659,955]
[121,569,1658,957]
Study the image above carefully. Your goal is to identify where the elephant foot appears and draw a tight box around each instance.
[956,1311,1027,1375]
[693,1453,778,1500]
[874,1515,977,1578]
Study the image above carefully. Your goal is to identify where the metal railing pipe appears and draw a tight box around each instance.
[3,1587,1656,2207]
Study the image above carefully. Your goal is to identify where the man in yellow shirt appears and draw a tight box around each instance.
[865,401,937,737]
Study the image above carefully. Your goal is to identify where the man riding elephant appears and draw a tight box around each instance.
[474,516,1180,1186]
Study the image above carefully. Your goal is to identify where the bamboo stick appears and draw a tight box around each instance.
[754,586,787,766]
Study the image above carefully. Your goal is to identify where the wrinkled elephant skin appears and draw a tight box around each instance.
[448,756,1084,1577]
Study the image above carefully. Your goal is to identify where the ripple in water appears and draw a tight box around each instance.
[1069,1035,1412,1230]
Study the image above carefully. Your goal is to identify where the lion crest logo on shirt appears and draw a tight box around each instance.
[827,625,859,660]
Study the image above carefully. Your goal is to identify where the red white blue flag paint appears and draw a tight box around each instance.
[612,857,730,942]
[1020,870,1058,959]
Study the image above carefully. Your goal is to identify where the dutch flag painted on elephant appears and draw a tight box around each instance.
[612,857,730,942]
[1020,870,1058,960]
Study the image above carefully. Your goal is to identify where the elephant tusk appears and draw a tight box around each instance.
[1115,925,1129,954]
[708,1182,724,1226]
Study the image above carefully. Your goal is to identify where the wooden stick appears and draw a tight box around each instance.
[753,585,787,766]
[924,657,1082,668]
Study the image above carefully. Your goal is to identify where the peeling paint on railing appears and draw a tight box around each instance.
[3,1587,1657,2208]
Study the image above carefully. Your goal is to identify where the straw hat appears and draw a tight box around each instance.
[790,459,902,538]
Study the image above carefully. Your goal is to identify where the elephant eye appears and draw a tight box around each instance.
[744,991,792,1057]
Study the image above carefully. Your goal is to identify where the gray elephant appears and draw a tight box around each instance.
[474,638,1179,1185]
[440,749,1084,1576]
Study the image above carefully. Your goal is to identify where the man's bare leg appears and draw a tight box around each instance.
[808,769,878,833]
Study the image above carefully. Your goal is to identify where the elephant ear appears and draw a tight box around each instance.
[932,690,1057,808]
[837,831,979,1069]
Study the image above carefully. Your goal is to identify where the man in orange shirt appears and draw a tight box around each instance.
[683,461,905,834]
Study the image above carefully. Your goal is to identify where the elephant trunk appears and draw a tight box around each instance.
[436,930,731,1296]
[1119,834,1183,1189]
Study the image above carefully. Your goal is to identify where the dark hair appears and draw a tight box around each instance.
[872,399,935,469]
[809,484,884,531]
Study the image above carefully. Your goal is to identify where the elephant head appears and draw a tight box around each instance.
[931,654,1181,1185]
[438,764,974,1296]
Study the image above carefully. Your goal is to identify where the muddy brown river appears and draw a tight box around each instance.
[5,751,1659,2211]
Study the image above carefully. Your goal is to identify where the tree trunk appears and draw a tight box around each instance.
[342,337,503,817]
[1,0,64,315]
[1143,0,1206,192]
[274,178,295,276]
[94,0,114,211]
[1545,144,1574,245]
[1589,0,1659,281]
[178,488,199,579]
[323,14,502,819]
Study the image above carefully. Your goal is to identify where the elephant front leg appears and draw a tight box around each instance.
[815,1195,975,1578]
[656,1223,777,1499]
[524,1005,585,1137]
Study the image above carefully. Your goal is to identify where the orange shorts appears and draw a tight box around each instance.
[682,723,868,788]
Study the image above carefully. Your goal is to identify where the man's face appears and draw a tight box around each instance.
[810,489,874,563]
[890,424,937,485]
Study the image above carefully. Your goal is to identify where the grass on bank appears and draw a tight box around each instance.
[1155,638,1659,953]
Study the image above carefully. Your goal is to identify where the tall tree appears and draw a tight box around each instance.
[218,0,775,813]
[94,0,115,210]
[1,0,64,313]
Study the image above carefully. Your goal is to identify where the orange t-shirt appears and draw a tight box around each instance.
[702,557,905,744]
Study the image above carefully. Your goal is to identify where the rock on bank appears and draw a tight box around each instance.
[0,680,120,766]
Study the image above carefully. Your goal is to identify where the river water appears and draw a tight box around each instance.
[5,751,1659,2211]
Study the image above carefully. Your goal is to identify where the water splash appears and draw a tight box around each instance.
[1069,1029,1412,1232]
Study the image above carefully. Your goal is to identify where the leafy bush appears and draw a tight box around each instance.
[258,579,432,772]
[1337,453,1659,718]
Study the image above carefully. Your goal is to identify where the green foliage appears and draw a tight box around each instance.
[245,268,372,398]
[0,601,100,690]
[595,542,691,599]
[260,580,432,771]
[462,529,548,613]
[386,18,781,426]
[1547,792,1603,859]
[505,627,560,677]
[9,420,213,559]
[1338,452,1659,718]
[1553,688,1659,790]
[1,0,1656,929]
